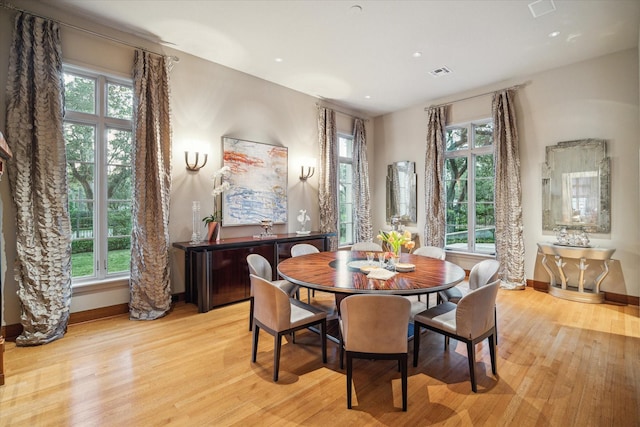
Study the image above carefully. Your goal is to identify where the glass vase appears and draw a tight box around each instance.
[191,201,201,244]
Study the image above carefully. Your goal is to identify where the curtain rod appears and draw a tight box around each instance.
[0,2,179,62]
[315,102,369,122]
[424,82,528,111]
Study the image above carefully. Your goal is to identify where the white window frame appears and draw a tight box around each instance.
[338,133,355,246]
[63,64,133,286]
[444,119,495,255]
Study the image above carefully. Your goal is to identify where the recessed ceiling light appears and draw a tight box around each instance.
[274,57,283,63]
[412,51,422,58]
[548,31,560,38]
[364,95,371,99]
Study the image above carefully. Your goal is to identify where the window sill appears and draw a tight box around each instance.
[72,277,129,296]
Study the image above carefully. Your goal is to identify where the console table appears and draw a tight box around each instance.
[173,232,333,313]
[537,242,615,303]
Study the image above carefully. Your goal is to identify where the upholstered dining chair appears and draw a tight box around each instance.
[247,254,299,332]
[413,279,500,392]
[339,294,411,411]
[290,243,320,303]
[350,241,383,252]
[438,259,500,304]
[412,245,446,260]
[438,258,500,343]
[250,274,327,382]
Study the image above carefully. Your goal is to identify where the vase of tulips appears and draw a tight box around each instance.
[377,229,415,260]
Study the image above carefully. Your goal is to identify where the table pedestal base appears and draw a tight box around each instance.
[548,285,604,304]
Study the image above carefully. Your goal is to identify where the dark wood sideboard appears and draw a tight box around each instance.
[173,232,333,313]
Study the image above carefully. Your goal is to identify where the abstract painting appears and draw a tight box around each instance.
[222,137,288,226]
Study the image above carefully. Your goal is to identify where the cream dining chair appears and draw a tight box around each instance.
[290,243,320,303]
[413,279,500,392]
[350,241,383,252]
[411,245,446,308]
[250,274,327,382]
[246,254,299,332]
[339,294,411,411]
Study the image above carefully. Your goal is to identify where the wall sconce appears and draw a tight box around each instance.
[185,151,208,171]
[299,157,316,181]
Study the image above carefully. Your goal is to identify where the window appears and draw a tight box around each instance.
[63,66,133,282]
[444,120,495,254]
[338,134,355,246]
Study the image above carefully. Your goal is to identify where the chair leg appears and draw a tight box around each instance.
[251,325,260,362]
[489,333,497,375]
[412,323,421,367]
[273,333,283,382]
[445,335,450,349]
[494,306,498,345]
[249,296,254,331]
[320,320,327,363]
[346,352,353,409]
[339,335,344,369]
[467,340,477,392]
[400,354,408,411]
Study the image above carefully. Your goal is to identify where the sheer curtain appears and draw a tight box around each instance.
[317,107,338,251]
[6,13,72,345]
[493,89,525,289]
[129,51,173,319]
[423,106,447,247]
[352,118,372,243]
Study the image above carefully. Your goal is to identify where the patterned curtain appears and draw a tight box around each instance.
[493,89,526,289]
[317,107,338,251]
[6,13,72,345]
[423,106,447,247]
[129,51,173,319]
[352,118,372,242]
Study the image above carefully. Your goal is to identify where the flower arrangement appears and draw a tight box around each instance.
[377,229,415,256]
[297,209,310,231]
[202,165,231,224]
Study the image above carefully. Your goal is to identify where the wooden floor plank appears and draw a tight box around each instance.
[1,287,638,426]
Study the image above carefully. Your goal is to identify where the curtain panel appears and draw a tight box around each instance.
[352,118,372,243]
[129,51,173,319]
[423,106,447,247]
[492,89,526,289]
[6,13,72,345]
[317,108,338,251]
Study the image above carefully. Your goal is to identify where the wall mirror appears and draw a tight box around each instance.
[386,161,417,225]
[542,139,610,233]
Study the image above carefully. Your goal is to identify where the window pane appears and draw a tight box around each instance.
[107,82,133,119]
[71,239,95,278]
[475,154,494,178]
[107,236,131,274]
[446,127,468,151]
[446,199,468,249]
[339,136,352,158]
[444,157,468,181]
[64,73,96,114]
[473,122,494,147]
[65,123,95,162]
[107,128,132,165]
[475,201,495,254]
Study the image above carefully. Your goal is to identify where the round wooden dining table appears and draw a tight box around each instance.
[277,250,465,296]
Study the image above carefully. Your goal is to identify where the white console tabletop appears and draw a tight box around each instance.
[537,242,615,303]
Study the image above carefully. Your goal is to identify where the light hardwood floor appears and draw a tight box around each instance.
[1,287,638,426]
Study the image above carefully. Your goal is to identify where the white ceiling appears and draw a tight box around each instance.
[41,0,639,117]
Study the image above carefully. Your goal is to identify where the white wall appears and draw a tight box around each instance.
[373,49,640,297]
[0,3,372,326]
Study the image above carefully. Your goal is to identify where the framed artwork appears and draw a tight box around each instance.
[222,137,288,226]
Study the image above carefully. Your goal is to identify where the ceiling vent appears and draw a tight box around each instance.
[429,66,452,77]
[528,0,556,18]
